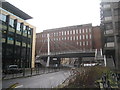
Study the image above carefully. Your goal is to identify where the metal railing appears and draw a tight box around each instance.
[2,67,70,80]
[38,49,95,56]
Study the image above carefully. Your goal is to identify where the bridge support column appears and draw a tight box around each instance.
[46,33,50,67]
[46,56,50,67]
[78,57,82,67]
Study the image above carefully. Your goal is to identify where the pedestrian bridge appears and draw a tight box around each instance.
[37,49,95,58]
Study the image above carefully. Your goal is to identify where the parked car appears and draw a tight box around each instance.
[3,65,23,74]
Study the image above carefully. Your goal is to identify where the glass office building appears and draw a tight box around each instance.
[0,1,36,69]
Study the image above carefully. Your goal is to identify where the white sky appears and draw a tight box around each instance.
[6,0,101,33]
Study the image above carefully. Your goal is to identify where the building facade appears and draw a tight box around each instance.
[1,2,36,69]
[36,24,102,56]
[100,0,120,70]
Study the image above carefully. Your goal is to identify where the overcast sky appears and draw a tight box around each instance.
[6,0,101,33]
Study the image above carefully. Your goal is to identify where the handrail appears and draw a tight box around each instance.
[36,49,95,57]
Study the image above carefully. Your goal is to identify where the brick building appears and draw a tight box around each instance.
[36,23,102,56]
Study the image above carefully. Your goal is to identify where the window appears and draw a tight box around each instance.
[115,22,120,30]
[77,42,79,45]
[23,25,26,30]
[79,35,81,40]
[106,36,114,42]
[79,29,81,33]
[86,41,88,45]
[114,8,120,16]
[8,37,13,40]
[86,29,88,33]
[17,22,21,31]
[62,31,63,35]
[56,32,58,36]
[83,42,85,46]
[104,10,112,17]
[59,32,61,36]
[9,18,14,27]
[70,30,72,34]
[80,42,82,46]
[76,36,78,40]
[67,37,69,40]
[54,33,55,36]
[65,37,66,40]
[105,22,113,30]
[67,31,69,35]
[70,36,72,40]
[89,34,91,39]
[0,14,6,22]
[83,35,85,39]
[28,30,31,35]
[82,29,84,33]
[65,31,66,35]
[89,28,91,32]
[76,29,78,34]
[73,36,75,40]
[86,35,88,39]
[73,30,75,34]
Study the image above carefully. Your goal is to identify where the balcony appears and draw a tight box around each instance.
[104,16,112,21]
[102,4,110,9]
[104,30,114,35]
[105,42,115,48]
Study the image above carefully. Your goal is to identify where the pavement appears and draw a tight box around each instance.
[2,70,72,88]
[2,68,60,80]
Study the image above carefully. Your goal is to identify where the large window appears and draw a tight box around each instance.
[23,25,27,33]
[104,10,112,17]
[106,36,114,42]
[9,18,14,27]
[8,37,13,40]
[0,14,6,22]
[83,35,85,39]
[73,30,75,34]
[17,22,21,31]
[86,34,88,39]
[105,22,113,30]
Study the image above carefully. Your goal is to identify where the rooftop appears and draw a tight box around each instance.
[1,1,32,20]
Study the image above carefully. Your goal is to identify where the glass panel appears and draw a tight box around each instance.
[105,22,113,30]
[106,37,114,42]
[9,18,14,27]
[17,22,21,31]
[8,37,13,40]
[0,14,6,22]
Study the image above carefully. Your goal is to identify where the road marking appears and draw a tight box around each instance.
[15,85,23,88]
[8,83,19,88]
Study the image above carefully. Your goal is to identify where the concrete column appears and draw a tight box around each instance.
[46,34,50,67]
[104,55,106,67]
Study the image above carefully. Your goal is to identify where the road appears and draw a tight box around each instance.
[2,70,71,88]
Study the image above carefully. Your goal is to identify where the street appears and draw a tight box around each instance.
[2,70,71,88]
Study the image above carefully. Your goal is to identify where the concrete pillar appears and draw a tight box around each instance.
[46,34,50,67]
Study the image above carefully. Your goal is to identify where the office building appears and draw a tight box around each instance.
[100,0,120,70]
[1,2,36,69]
